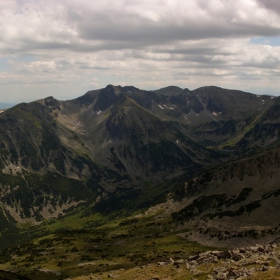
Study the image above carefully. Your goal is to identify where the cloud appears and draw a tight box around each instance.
[256,0,280,14]
[0,0,280,102]
[1,0,280,55]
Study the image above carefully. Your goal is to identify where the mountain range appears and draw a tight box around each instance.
[1,85,280,279]
[0,85,280,236]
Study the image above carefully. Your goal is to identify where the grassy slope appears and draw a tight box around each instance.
[1,204,278,280]
[0,203,215,280]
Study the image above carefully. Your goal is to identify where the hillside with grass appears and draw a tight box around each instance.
[0,85,280,279]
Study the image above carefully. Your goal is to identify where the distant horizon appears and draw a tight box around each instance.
[2,83,279,106]
[0,102,18,110]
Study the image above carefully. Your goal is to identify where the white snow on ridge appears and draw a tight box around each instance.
[212,111,222,116]
[158,104,175,110]
[96,110,102,115]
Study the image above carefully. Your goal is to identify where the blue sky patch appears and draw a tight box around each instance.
[250,36,280,47]
[0,58,9,71]
[0,55,36,71]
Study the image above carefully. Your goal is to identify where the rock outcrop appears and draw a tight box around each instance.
[182,243,280,279]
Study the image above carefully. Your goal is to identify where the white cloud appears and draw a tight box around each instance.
[0,0,280,102]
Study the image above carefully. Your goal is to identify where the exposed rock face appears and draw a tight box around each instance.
[184,243,280,279]
[169,146,280,246]
[139,243,280,279]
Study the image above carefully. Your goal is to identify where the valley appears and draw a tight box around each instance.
[0,85,280,279]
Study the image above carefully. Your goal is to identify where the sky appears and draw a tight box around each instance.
[1,0,280,103]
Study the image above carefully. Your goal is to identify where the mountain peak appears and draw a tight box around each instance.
[155,85,185,96]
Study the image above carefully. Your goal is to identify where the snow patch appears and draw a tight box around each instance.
[96,110,102,115]
[158,104,175,110]
[212,111,222,116]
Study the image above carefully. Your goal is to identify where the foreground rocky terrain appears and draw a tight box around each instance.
[95,243,280,280]
[1,202,280,280]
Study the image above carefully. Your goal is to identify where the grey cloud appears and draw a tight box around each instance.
[151,52,227,66]
[256,0,280,14]
[157,48,223,55]
[78,64,111,70]
[155,47,234,59]
[76,12,280,46]
[241,60,280,69]
[2,1,280,56]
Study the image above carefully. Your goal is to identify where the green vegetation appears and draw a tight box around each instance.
[0,205,216,280]
[0,85,280,279]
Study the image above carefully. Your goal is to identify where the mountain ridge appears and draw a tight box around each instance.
[0,84,279,234]
[1,84,280,279]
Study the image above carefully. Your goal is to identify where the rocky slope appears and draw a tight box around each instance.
[0,84,279,232]
[87,243,280,280]
[161,146,280,247]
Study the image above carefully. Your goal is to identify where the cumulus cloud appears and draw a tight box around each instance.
[0,0,280,102]
[256,0,280,14]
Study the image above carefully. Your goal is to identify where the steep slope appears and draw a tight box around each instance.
[170,147,280,246]
[121,85,276,148]
[0,100,98,227]
[234,96,280,153]
[57,85,225,182]
[0,83,279,232]
[0,85,223,229]
[1,84,280,279]
[93,95,215,179]
[179,86,274,146]
[0,98,94,178]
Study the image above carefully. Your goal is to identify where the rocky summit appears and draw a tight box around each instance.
[0,85,280,279]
